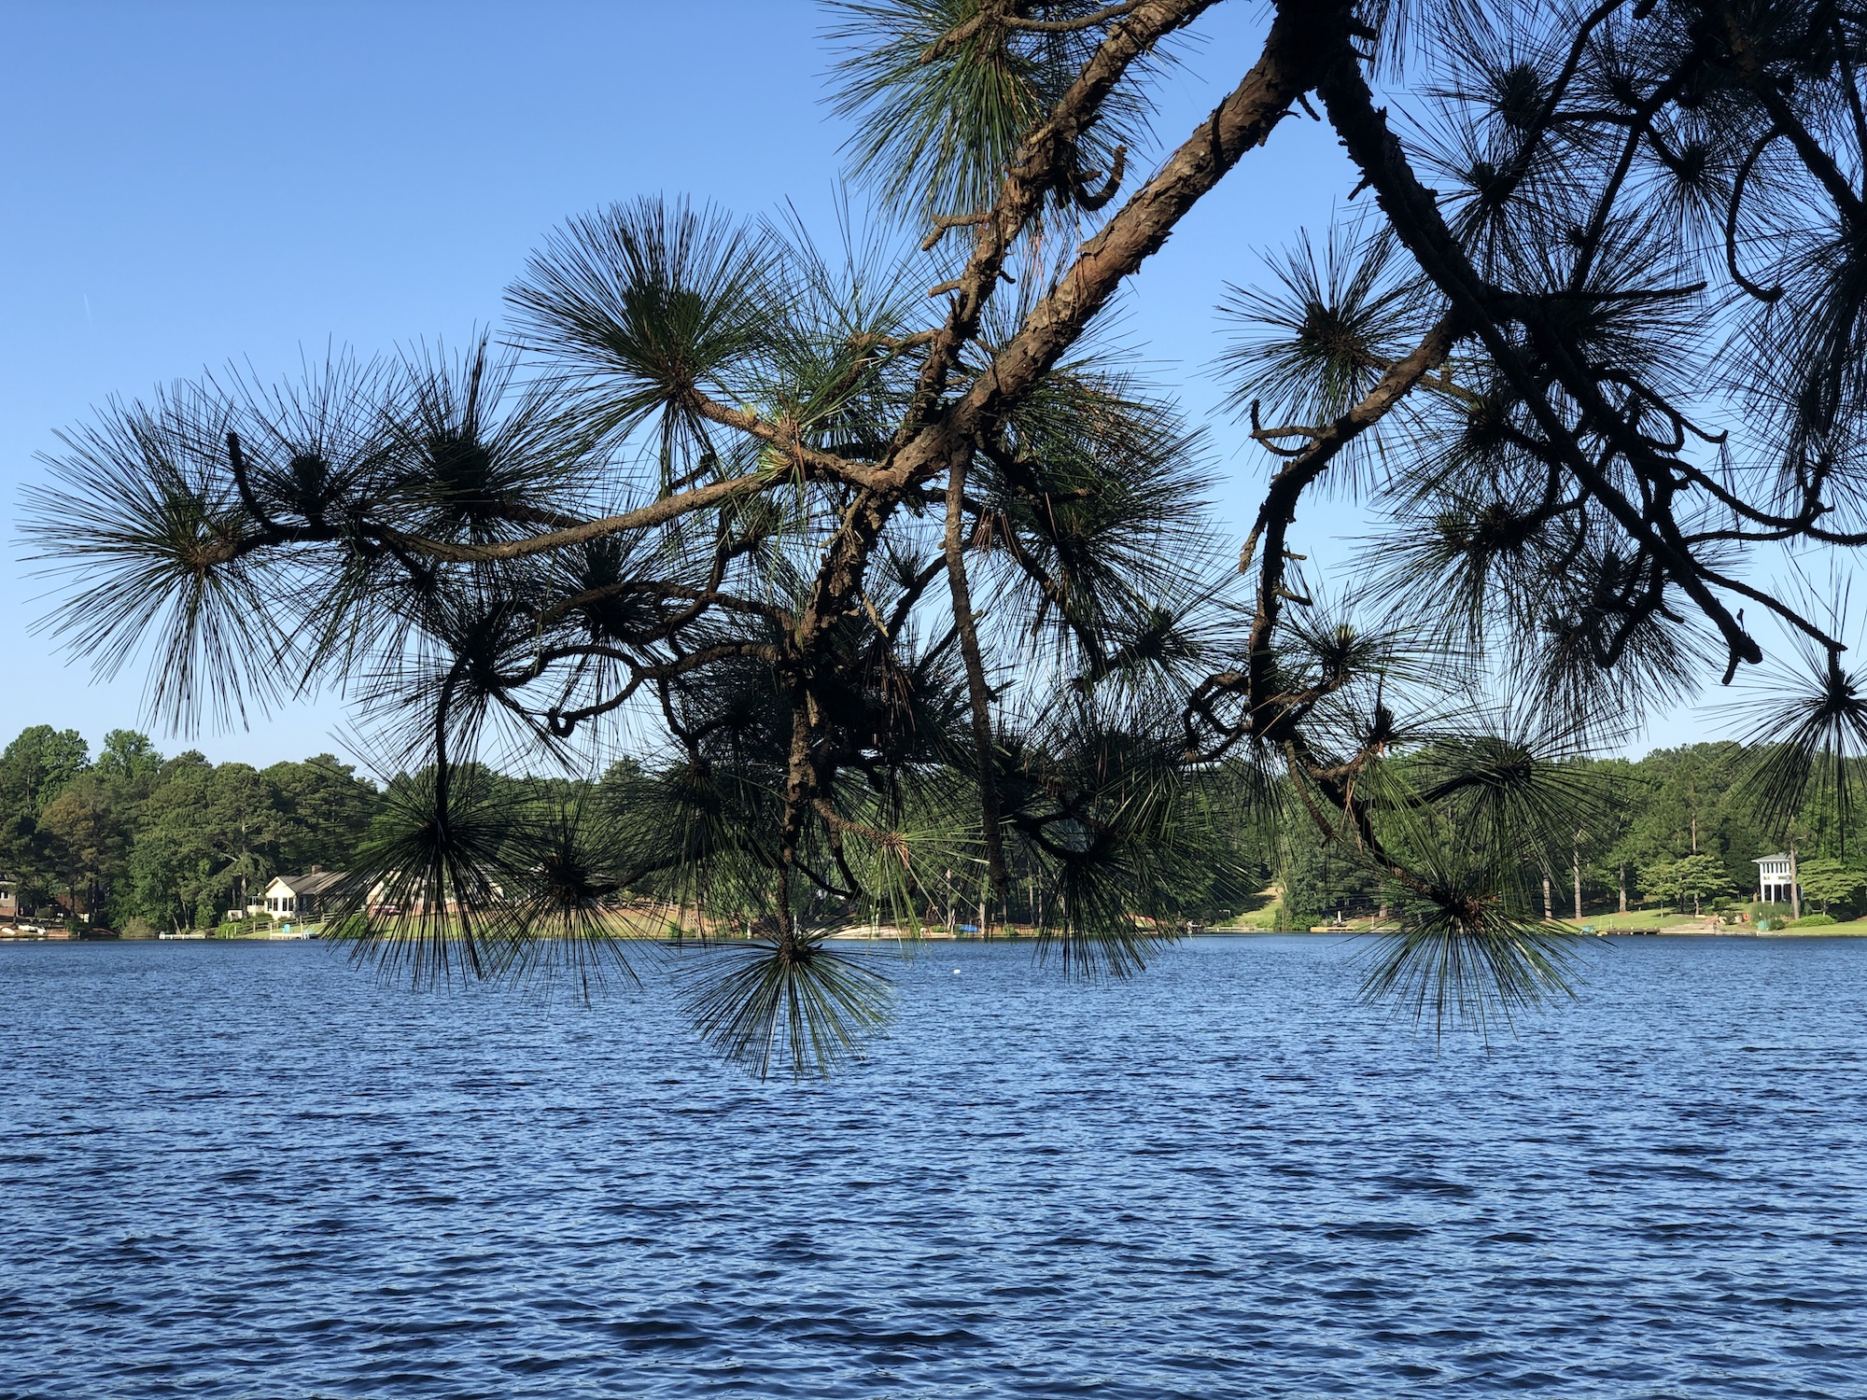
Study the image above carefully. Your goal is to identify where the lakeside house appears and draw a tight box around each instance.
[253,869,508,927]
[259,870,347,925]
[1754,853,1800,905]
[0,874,16,921]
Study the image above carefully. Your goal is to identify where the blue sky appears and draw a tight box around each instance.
[1,1,1713,766]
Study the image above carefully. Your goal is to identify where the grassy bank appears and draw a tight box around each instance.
[1210,901,1867,936]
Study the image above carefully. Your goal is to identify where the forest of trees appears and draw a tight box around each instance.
[4,721,1856,934]
[1273,740,1863,927]
[0,725,378,933]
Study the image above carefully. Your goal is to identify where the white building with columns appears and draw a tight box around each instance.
[1754,853,1799,904]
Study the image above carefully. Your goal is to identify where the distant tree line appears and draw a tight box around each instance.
[3,723,1856,934]
[0,725,379,933]
[0,718,1241,938]
[1268,741,1865,928]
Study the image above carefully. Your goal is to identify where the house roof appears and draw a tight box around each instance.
[1753,853,1791,864]
[270,871,348,897]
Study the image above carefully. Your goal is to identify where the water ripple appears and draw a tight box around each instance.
[2,935,1865,1397]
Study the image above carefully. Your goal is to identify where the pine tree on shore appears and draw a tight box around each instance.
[26,1,1867,1071]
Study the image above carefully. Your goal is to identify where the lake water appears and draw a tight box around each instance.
[3,935,1865,1397]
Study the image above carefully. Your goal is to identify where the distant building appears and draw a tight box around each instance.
[0,875,17,921]
[1754,853,1799,904]
[259,870,347,924]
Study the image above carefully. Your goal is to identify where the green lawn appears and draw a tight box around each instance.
[1206,901,1867,936]
[1563,908,1682,932]
[1569,907,1867,935]
[1755,916,1867,936]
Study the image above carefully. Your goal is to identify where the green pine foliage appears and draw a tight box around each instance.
[23,2,1867,1069]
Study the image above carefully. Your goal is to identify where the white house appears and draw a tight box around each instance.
[258,870,347,924]
[1754,853,1799,904]
[256,870,513,926]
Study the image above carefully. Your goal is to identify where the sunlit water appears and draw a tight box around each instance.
[3,935,1865,1397]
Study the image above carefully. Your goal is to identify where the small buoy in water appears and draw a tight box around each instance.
[952,968,961,975]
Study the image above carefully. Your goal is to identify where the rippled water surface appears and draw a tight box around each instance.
[4,935,1866,1397]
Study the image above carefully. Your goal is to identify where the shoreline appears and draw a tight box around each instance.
[11,926,1866,944]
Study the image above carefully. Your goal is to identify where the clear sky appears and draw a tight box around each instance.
[1,0,1716,766]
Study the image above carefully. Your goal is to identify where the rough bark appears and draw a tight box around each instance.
[1572,844,1583,924]
[943,455,1011,912]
